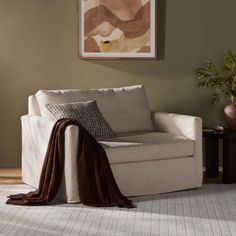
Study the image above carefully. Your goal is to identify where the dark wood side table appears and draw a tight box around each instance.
[203,129,236,183]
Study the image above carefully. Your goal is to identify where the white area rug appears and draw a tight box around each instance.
[0,184,236,236]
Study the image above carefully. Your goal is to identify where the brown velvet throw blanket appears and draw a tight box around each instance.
[6,118,134,208]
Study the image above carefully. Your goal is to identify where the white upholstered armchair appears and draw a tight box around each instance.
[22,85,203,203]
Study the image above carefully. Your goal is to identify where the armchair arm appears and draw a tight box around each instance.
[152,112,202,141]
[152,112,203,186]
[21,115,80,203]
[21,115,55,184]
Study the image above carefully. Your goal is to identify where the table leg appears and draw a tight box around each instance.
[205,137,219,178]
[223,138,236,183]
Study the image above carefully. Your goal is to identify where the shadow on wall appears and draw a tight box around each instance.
[84,0,166,76]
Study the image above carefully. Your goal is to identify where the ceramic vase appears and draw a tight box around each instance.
[224,96,236,130]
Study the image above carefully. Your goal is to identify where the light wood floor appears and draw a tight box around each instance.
[0,168,222,184]
[0,168,22,184]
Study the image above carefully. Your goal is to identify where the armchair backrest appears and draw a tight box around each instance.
[32,85,154,133]
[28,95,41,116]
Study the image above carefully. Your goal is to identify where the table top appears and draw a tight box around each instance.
[203,128,236,139]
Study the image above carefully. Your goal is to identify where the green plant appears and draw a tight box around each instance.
[196,49,236,103]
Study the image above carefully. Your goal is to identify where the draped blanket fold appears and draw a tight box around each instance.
[6,118,134,208]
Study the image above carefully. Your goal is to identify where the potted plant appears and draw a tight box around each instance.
[196,49,236,129]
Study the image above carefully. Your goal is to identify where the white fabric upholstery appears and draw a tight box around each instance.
[35,85,153,133]
[152,112,203,187]
[112,156,199,197]
[100,132,194,164]
[22,88,203,203]
[28,95,40,116]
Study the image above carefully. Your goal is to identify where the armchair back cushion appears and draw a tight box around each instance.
[35,85,153,133]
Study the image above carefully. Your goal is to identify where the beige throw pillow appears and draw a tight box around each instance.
[46,101,116,139]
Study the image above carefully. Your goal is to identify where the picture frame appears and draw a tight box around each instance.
[77,0,157,59]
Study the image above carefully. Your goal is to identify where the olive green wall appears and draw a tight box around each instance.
[0,0,236,167]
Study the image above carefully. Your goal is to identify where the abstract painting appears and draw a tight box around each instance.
[77,0,157,59]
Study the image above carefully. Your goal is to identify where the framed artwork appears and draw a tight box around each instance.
[77,0,157,59]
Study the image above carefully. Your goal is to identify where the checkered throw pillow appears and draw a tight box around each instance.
[46,101,116,139]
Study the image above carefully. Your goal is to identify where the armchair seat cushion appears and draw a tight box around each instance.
[99,132,194,164]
